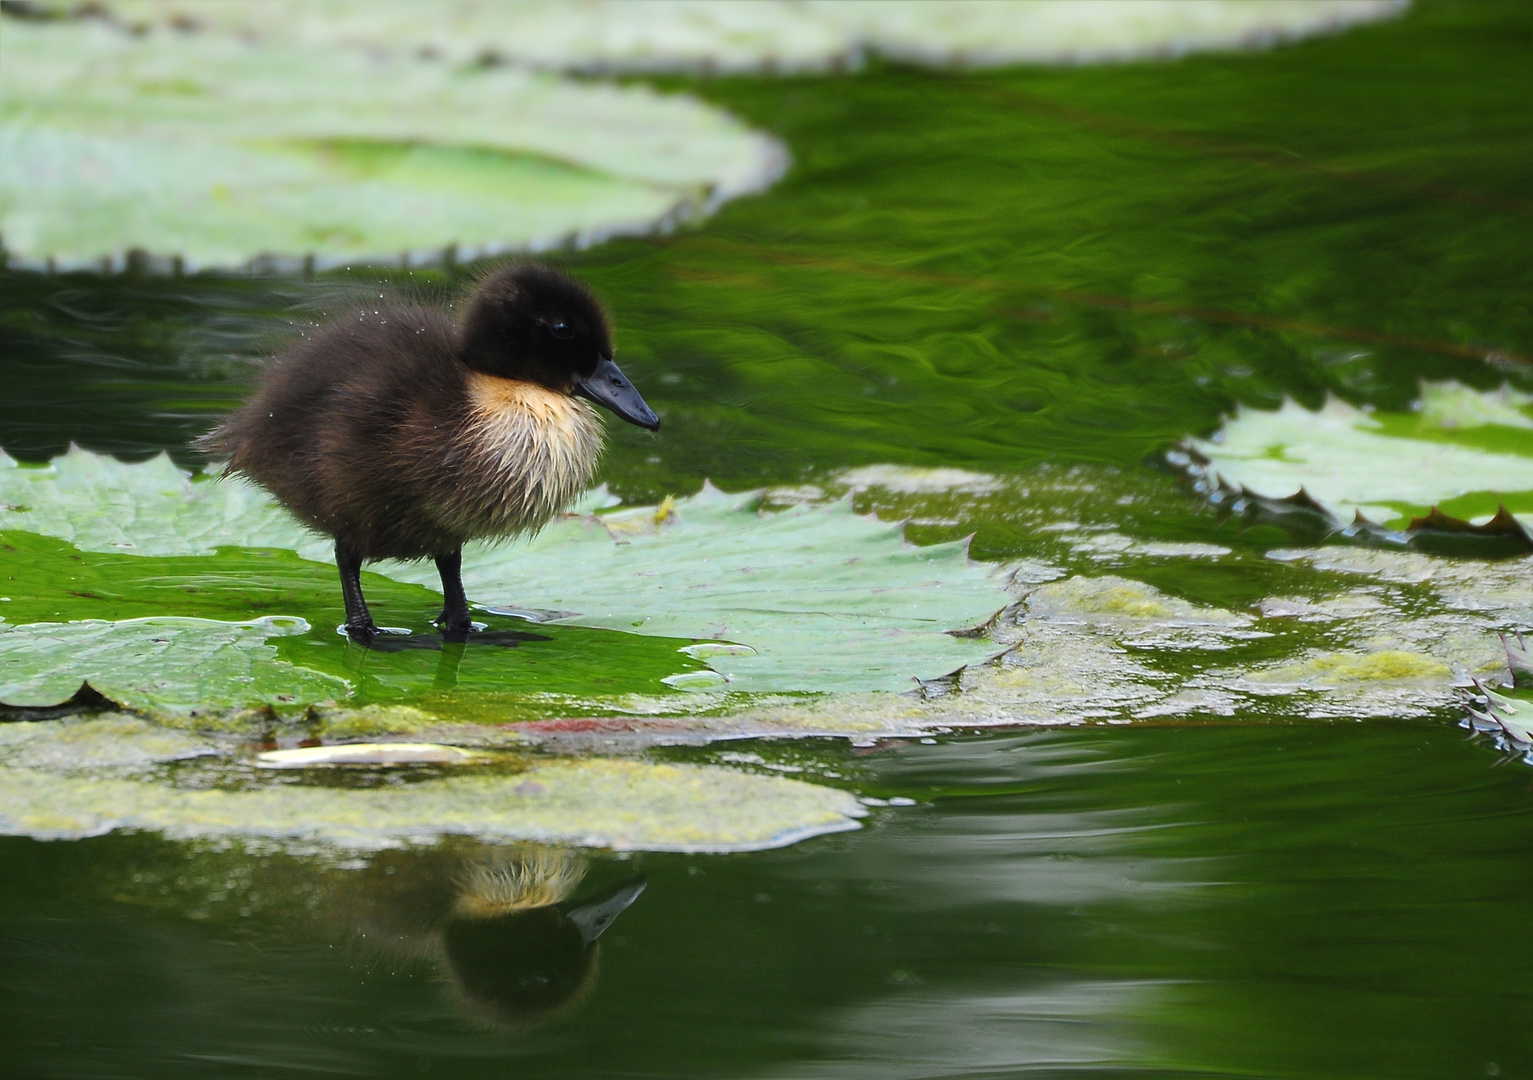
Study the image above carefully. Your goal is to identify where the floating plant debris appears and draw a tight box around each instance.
[253,743,491,768]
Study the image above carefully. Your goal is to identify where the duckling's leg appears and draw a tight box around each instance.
[435,546,473,637]
[336,541,377,643]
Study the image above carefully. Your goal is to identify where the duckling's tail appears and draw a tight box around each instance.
[191,424,236,466]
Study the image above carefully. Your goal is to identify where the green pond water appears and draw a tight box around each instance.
[4,0,1533,1074]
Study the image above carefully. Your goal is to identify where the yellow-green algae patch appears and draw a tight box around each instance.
[310,703,445,740]
[1024,574,1248,627]
[1248,650,1453,687]
[0,713,217,770]
[0,756,864,852]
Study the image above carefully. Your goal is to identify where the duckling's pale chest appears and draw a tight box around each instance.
[440,373,604,537]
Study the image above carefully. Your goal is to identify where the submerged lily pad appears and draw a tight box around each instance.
[0,713,216,770]
[0,747,865,852]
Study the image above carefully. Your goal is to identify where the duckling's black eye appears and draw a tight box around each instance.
[548,320,575,340]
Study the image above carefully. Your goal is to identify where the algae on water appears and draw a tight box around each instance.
[0,728,865,852]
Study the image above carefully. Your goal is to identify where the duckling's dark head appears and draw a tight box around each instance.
[458,264,659,431]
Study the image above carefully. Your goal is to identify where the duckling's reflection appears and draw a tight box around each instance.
[336,626,553,692]
[336,844,644,1031]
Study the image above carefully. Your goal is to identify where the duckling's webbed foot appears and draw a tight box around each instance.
[434,547,474,637]
[336,541,380,644]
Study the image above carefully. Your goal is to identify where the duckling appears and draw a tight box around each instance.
[200,263,658,644]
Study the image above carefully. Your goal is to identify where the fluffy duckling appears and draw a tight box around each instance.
[201,264,658,643]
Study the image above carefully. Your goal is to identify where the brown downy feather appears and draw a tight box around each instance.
[205,292,606,562]
[196,263,655,639]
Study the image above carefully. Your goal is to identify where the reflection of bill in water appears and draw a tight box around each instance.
[338,844,645,1031]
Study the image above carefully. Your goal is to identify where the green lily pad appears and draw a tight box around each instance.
[1189,382,1533,528]
[0,611,344,711]
[0,17,782,268]
[386,483,1010,693]
[0,529,714,718]
[0,449,1010,712]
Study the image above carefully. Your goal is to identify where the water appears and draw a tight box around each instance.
[3,0,1533,1073]
[5,726,1532,1077]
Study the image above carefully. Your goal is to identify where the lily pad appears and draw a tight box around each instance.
[0,741,864,851]
[0,529,715,718]
[0,17,784,268]
[0,450,1011,699]
[0,749,865,852]
[386,483,1010,693]
[1186,383,1533,530]
[0,612,344,711]
[90,0,1407,73]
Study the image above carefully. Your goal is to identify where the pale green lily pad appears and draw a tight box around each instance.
[96,0,1406,74]
[0,18,782,268]
[0,615,345,710]
[0,450,1011,695]
[0,447,318,557]
[387,483,1009,693]
[0,753,865,852]
[1471,683,1533,745]
[1189,383,1533,527]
